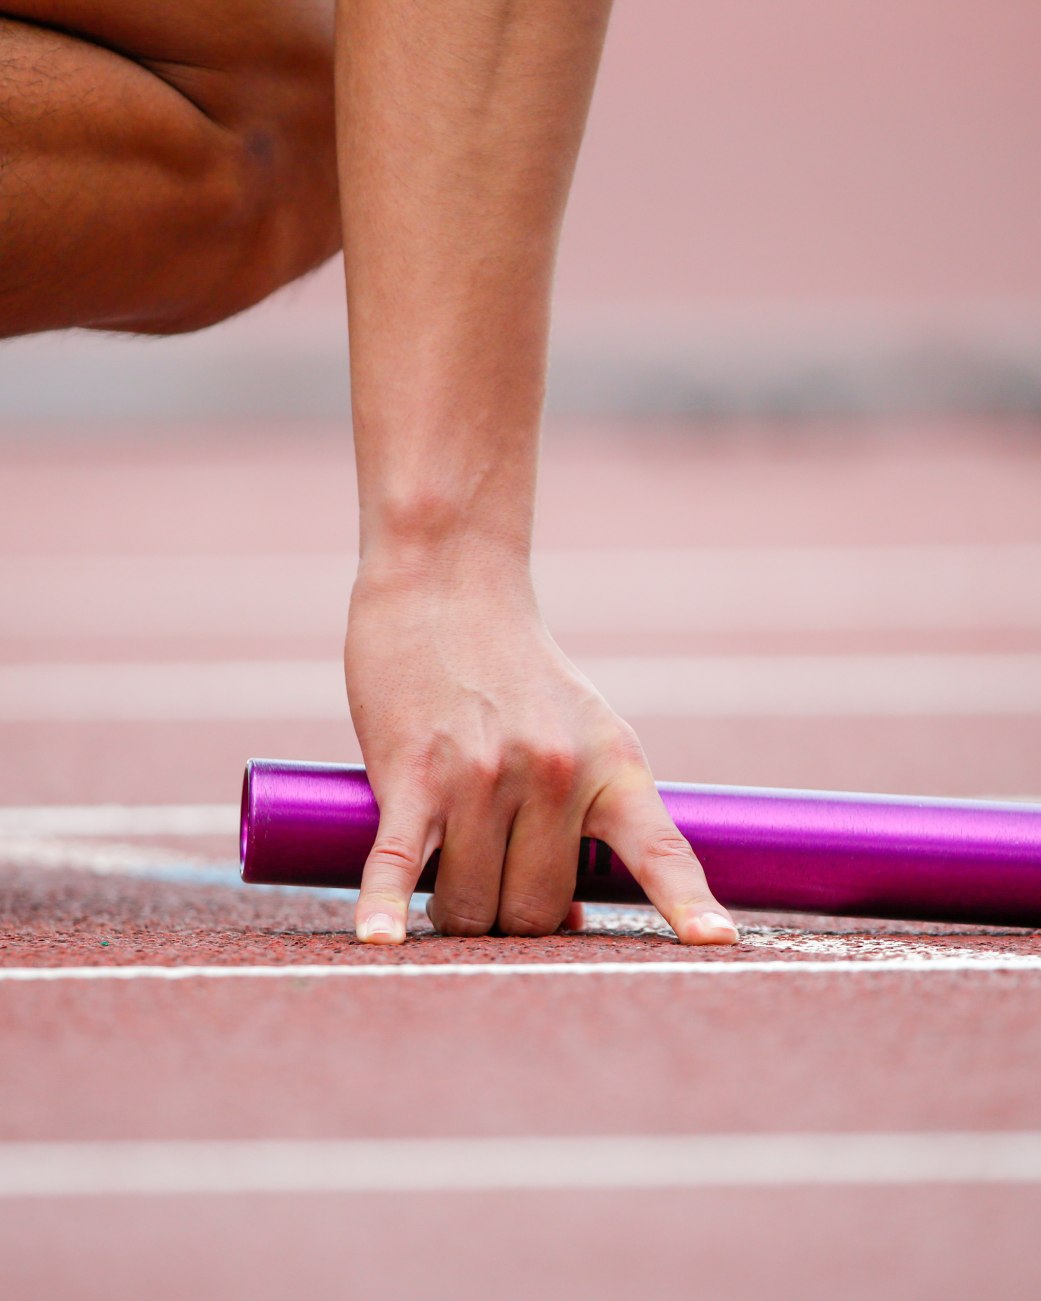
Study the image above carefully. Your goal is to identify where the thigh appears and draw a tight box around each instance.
[0,0,338,336]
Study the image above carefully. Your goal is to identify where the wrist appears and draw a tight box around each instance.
[357,470,536,577]
[355,524,535,599]
[361,485,531,553]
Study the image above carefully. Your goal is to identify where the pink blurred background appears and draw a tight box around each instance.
[567,0,1041,306]
[2,0,1040,421]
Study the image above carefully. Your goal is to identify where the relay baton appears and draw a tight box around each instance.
[240,759,1041,927]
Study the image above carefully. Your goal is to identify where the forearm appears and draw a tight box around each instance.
[335,0,613,567]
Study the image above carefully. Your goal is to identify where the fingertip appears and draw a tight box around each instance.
[675,908,740,946]
[357,910,407,944]
[356,807,434,945]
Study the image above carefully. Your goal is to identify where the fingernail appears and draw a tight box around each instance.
[696,911,740,943]
[359,912,403,943]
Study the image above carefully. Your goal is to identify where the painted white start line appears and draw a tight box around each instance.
[0,804,237,837]
[2,803,1038,974]
[1,1132,1040,1198]
[2,956,1041,983]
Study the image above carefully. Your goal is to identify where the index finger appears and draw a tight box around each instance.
[356,790,441,945]
[585,774,739,945]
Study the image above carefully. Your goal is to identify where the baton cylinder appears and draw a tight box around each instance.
[240,758,1041,928]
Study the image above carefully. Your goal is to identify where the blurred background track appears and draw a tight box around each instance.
[3,0,1041,426]
[1,420,1038,804]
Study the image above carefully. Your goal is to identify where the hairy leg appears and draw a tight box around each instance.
[0,1,340,337]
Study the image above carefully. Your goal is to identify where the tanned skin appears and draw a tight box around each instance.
[0,2,340,334]
[0,1,739,947]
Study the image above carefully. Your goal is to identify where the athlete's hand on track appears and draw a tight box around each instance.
[338,0,680,945]
[344,553,739,947]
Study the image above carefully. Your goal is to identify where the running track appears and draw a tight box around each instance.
[2,419,1040,1299]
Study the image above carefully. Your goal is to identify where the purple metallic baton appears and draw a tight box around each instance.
[240,759,1041,927]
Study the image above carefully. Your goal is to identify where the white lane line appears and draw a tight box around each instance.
[2,957,1040,982]
[2,653,1041,720]
[3,546,1040,637]
[0,805,237,836]
[0,837,229,876]
[0,806,240,877]
[2,1133,1041,1197]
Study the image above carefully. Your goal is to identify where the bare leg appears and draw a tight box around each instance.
[0,1,340,337]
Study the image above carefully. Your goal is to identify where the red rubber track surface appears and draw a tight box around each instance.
[2,420,1040,1299]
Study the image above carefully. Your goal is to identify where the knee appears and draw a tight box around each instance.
[232,46,343,317]
[150,21,341,334]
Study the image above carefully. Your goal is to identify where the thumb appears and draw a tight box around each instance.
[356,798,437,945]
[586,774,739,946]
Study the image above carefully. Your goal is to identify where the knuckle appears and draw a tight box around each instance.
[498,895,565,938]
[466,752,505,792]
[634,833,714,905]
[360,888,405,911]
[368,834,418,871]
[611,725,647,768]
[532,745,580,795]
[402,749,446,798]
[434,906,496,938]
[364,836,420,892]
[640,832,696,870]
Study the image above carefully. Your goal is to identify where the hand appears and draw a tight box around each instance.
[344,550,739,947]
